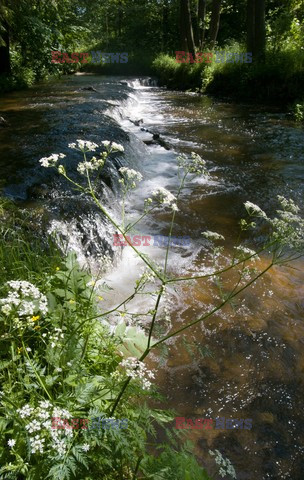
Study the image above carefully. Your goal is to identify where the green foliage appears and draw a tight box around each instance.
[0,199,212,480]
[152,54,206,91]
[153,42,304,105]
[293,101,304,122]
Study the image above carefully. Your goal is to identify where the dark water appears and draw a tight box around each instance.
[0,75,303,480]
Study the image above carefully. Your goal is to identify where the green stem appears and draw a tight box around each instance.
[164,171,187,275]
[151,262,273,349]
[21,340,52,401]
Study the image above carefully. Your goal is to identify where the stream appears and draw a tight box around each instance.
[0,74,304,480]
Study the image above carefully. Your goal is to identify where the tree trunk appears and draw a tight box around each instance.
[197,0,206,48]
[0,20,11,75]
[180,0,195,54]
[195,0,206,49]
[246,0,255,53]
[118,1,122,37]
[162,0,169,51]
[209,0,222,48]
[254,0,266,61]
[180,0,188,51]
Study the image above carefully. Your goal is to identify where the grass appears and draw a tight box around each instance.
[152,44,304,106]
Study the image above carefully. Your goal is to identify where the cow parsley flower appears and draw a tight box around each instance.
[39,153,65,168]
[17,404,34,418]
[244,201,267,219]
[0,281,48,318]
[75,140,99,152]
[77,156,105,175]
[111,142,124,152]
[234,245,258,258]
[178,151,207,176]
[202,231,225,241]
[119,167,143,190]
[151,187,178,211]
[269,196,304,250]
[30,435,45,454]
[120,357,155,390]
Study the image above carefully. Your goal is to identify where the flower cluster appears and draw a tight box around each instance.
[151,187,178,211]
[209,449,236,479]
[0,281,48,318]
[244,201,267,219]
[120,357,155,390]
[46,327,64,349]
[269,196,304,250]
[39,153,66,168]
[77,155,107,175]
[102,140,125,152]
[202,231,225,242]
[68,140,99,152]
[178,151,208,176]
[234,245,258,260]
[17,402,79,456]
[119,167,143,191]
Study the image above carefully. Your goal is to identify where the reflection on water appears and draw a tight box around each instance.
[0,75,304,479]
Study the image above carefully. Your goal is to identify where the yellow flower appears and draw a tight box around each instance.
[69,299,76,304]
[17,347,23,354]
[97,296,104,301]
[56,267,60,271]
[31,315,40,322]
[34,325,41,331]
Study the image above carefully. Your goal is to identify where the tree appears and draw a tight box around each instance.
[246,0,266,62]
[209,0,223,47]
[254,0,266,60]
[247,0,255,53]
[195,0,207,49]
[0,2,11,75]
[180,0,196,53]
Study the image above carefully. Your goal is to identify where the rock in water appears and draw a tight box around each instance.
[80,86,98,92]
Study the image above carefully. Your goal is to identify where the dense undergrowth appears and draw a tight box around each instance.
[152,44,304,109]
[0,198,213,480]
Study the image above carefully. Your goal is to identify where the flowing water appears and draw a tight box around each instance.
[0,75,304,479]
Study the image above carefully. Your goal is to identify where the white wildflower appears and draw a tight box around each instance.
[244,201,267,219]
[101,140,111,147]
[1,304,12,315]
[111,142,124,152]
[202,231,225,241]
[17,404,34,418]
[39,400,52,409]
[177,151,207,175]
[0,281,48,319]
[82,444,90,452]
[39,154,64,168]
[75,139,99,152]
[119,167,143,190]
[7,439,16,448]
[234,245,258,259]
[151,187,177,211]
[29,435,45,454]
[120,357,155,390]
[26,419,41,433]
